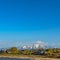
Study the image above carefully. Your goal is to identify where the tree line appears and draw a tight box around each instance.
[0,47,60,58]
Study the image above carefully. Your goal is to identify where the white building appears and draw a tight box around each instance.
[22,46,27,49]
[34,43,40,49]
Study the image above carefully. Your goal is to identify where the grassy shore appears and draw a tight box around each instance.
[0,54,60,60]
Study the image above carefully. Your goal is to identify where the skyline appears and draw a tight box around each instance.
[0,0,60,48]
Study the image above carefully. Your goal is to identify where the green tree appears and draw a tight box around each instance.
[7,47,19,54]
[47,48,53,56]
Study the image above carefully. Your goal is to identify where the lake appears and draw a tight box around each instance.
[0,58,32,60]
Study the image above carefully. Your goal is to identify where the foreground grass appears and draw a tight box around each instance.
[0,54,60,60]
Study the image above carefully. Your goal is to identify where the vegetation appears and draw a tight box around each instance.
[7,47,19,54]
[0,47,60,58]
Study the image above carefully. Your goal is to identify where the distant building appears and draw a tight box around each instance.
[34,43,40,49]
[22,46,27,49]
[27,46,33,49]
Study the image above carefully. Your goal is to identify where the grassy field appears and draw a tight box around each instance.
[0,54,60,60]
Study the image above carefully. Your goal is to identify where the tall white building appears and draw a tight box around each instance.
[33,41,46,49]
[34,43,40,49]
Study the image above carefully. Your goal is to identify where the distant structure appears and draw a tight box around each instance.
[27,46,33,49]
[21,41,46,50]
[22,45,33,50]
[34,43,40,49]
[33,41,46,49]
[22,46,27,49]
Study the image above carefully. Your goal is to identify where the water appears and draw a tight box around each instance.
[0,58,31,60]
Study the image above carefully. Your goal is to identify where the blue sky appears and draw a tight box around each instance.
[0,0,60,48]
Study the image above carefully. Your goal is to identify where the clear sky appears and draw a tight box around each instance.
[0,0,60,48]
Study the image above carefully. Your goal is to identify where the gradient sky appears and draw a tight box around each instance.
[0,0,60,48]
